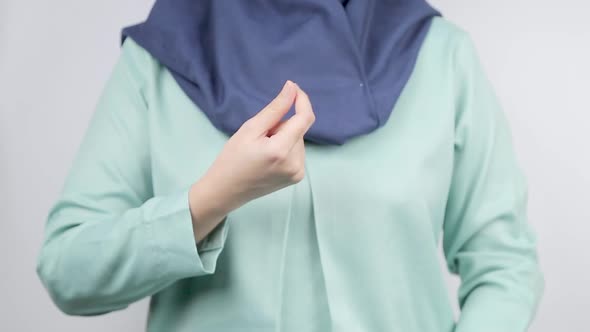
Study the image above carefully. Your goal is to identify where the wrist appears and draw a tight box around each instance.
[191,169,251,215]
[189,175,233,242]
[190,176,227,217]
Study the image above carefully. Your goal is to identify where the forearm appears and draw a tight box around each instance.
[188,170,244,243]
[37,188,228,316]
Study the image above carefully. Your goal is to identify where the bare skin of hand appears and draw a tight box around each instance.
[188,80,316,243]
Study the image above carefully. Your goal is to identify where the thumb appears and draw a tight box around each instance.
[249,80,297,135]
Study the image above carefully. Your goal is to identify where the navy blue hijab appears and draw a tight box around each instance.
[122,0,440,145]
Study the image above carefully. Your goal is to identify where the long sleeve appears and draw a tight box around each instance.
[36,38,230,316]
[442,32,544,331]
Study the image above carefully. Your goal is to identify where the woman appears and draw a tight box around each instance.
[36,0,544,331]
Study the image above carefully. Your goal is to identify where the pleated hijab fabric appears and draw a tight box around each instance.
[122,0,441,145]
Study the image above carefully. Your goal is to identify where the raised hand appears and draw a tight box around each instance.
[189,80,316,242]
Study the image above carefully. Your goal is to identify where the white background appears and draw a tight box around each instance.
[1,1,588,331]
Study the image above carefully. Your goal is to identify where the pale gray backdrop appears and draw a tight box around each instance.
[1,1,588,331]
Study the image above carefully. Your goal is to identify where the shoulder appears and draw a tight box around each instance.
[426,16,472,50]
[428,16,469,39]
[421,16,490,104]
[114,37,162,92]
[419,17,500,136]
[120,36,157,68]
[423,16,482,72]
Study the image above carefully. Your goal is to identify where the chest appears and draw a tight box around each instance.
[145,63,456,241]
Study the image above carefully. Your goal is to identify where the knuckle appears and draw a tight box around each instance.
[290,168,305,183]
[306,111,316,123]
[266,146,289,163]
[286,161,304,181]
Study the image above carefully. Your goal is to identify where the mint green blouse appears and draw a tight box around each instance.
[36,17,543,332]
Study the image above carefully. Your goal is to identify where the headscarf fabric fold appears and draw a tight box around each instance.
[122,0,440,145]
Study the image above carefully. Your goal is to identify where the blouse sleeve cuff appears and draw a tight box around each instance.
[453,285,540,332]
[145,187,230,279]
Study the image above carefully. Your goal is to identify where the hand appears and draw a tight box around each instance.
[189,80,315,242]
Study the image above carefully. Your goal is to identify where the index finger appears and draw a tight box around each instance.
[271,85,315,148]
[248,80,297,136]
